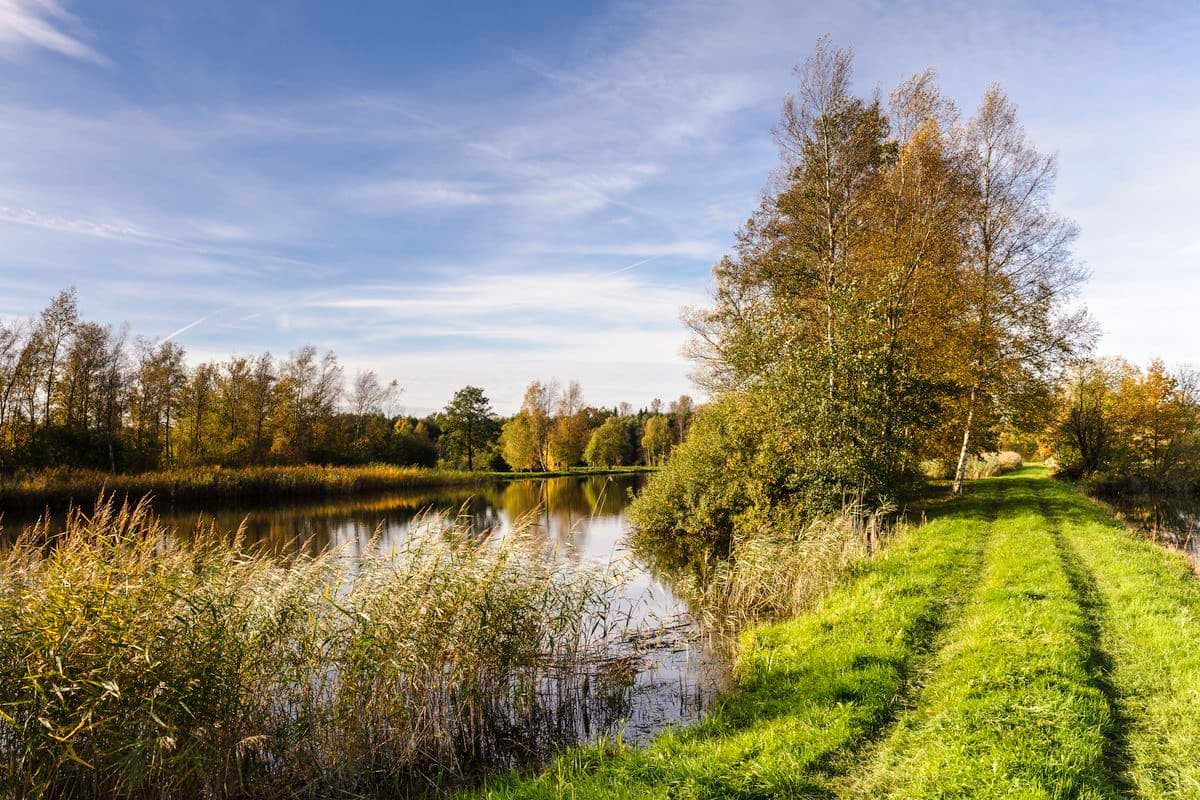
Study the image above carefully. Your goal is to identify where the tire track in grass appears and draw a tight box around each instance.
[846,476,1120,799]
[1056,482,1200,798]
[466,481,1002,800]
[805,477,1008,783]
[1050,514,1136,797]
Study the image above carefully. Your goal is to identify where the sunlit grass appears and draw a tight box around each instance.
[851,477,1116,799]
[0,498,636,798]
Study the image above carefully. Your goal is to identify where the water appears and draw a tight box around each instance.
[5,473,728,745]
[1109,493,1200,558]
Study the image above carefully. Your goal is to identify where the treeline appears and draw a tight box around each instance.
[631,41,1092,540]
[0,289,693,475]
[1050,358,1200,495]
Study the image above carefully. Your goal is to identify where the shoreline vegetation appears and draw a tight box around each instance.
[0,498,644,799]
[465,469,1200,799]
[7,468,1200,796]
[0,464,657,512]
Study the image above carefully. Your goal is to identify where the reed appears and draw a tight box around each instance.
[0,464,658,512]
[636,501,893,633]
[0,498,635,799]
[0,464,493,510]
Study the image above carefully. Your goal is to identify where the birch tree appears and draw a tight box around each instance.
[950,86,1091,492]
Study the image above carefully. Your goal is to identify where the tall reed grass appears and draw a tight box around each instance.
[921,451,1024,481]
[0,464,493,511]
[0,499,635,799]
[637,501,895,632]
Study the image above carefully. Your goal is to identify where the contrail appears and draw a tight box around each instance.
[603,255,658,276]
[161,308,226,343]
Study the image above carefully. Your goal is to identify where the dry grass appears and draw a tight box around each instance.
[0,464,494,510]
[640,501,895,633]
[0,498,636,799]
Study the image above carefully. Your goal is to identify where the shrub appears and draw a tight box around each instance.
[964,450,1024,479]
[627,398,759,543]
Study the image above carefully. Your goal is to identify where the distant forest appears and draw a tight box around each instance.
[0,288,693,474]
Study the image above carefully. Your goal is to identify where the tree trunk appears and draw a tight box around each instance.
[952,386,977,494]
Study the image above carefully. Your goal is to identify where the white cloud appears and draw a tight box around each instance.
[0,205,150,241]
[0,0,104,63]
[343,179,492,213]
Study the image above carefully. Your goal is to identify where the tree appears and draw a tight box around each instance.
[1053,359,1120,477]
[547,380,587,469]
[440,386,496,470]
[641,416,672,465]
[669,395,695,443]
[1109,361,1200,492]
[348,370,399,440]
[500,415,540,471]
[585,416,631,468]
[274,347,343,461]
[949,85,1092,493]
[36,287,79,428]
[179,361,218,463]
[501,380,558,471]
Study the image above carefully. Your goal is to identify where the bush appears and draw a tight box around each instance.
[964,450,1024,479]
[627,398,759,544]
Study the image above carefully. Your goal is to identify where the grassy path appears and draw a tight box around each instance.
[849,475,1117,799]
[469,467,1200,799]
[467,482,998,799]
[1056,483,1200,797]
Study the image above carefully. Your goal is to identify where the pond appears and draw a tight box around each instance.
[1108,492,1200,559]
[3,473,728,747]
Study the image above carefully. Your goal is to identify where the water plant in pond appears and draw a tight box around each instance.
[0,497,644,798]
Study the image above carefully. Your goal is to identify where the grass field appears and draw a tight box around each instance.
[466,468,1200,799]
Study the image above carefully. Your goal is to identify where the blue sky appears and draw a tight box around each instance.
[1,0,1197,413]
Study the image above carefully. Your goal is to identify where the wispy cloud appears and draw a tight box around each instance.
[3,0,1198,410]
[0,205,151,241]
[342,179,492,213]
[0,0,105,63]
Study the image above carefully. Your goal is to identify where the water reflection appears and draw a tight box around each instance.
[1110,493,1200,556]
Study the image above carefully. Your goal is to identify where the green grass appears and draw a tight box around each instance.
[0,463,656,510]
[463,479,998,799]
[850,475,1116,799]
[1056,483,1200,797]
[468,468,1200,800]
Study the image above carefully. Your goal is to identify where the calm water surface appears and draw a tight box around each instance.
[10,474,727,745]
[1109,493,1200,558]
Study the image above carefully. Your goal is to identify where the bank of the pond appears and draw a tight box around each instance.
[0,464,658,511]
[0,499,657,799]
[467,468,1200,799]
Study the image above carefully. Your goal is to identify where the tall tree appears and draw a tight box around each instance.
[440,386,496,470]
[585,416,631,468]
[547,380,587,469]
[36,288,79,428]
[348,370,398,440]
[950,86,1091,492]
[641,416,672,466]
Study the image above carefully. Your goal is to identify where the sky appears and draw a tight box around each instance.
[0,0,1197,414]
